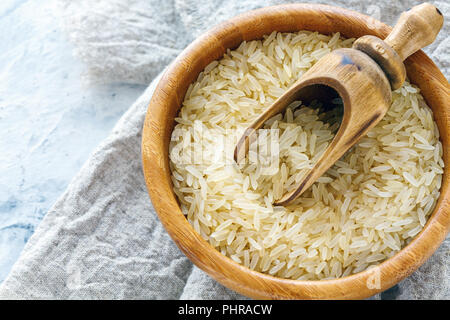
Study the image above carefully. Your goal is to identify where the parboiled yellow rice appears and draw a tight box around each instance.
[169,31,444,280]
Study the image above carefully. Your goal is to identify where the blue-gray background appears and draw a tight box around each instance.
[0,0,447,299]
[0,0,146,283]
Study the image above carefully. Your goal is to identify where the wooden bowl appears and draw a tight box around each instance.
[142,3,450,299]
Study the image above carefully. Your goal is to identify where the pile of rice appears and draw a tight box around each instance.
[169,31,444,280]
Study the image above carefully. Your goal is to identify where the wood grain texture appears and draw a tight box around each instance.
[141,3,450,299]
[248,48,391,206]
[385,2,444,61]
[353,35,406,90]
[236,3,444,205]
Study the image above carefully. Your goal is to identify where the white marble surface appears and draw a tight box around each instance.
[0,0,146,282]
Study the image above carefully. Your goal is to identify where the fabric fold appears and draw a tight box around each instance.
[1,0,448,299]
[1,77,198,299]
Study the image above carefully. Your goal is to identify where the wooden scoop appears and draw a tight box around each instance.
[234,3,444,206]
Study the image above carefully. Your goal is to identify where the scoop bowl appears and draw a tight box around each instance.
[142,3,450,299]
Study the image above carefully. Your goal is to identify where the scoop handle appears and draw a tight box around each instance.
[384,3,444,61]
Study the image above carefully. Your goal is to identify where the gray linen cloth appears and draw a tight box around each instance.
[0,0,448,299]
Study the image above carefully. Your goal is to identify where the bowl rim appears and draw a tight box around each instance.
[142,3,450,299]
